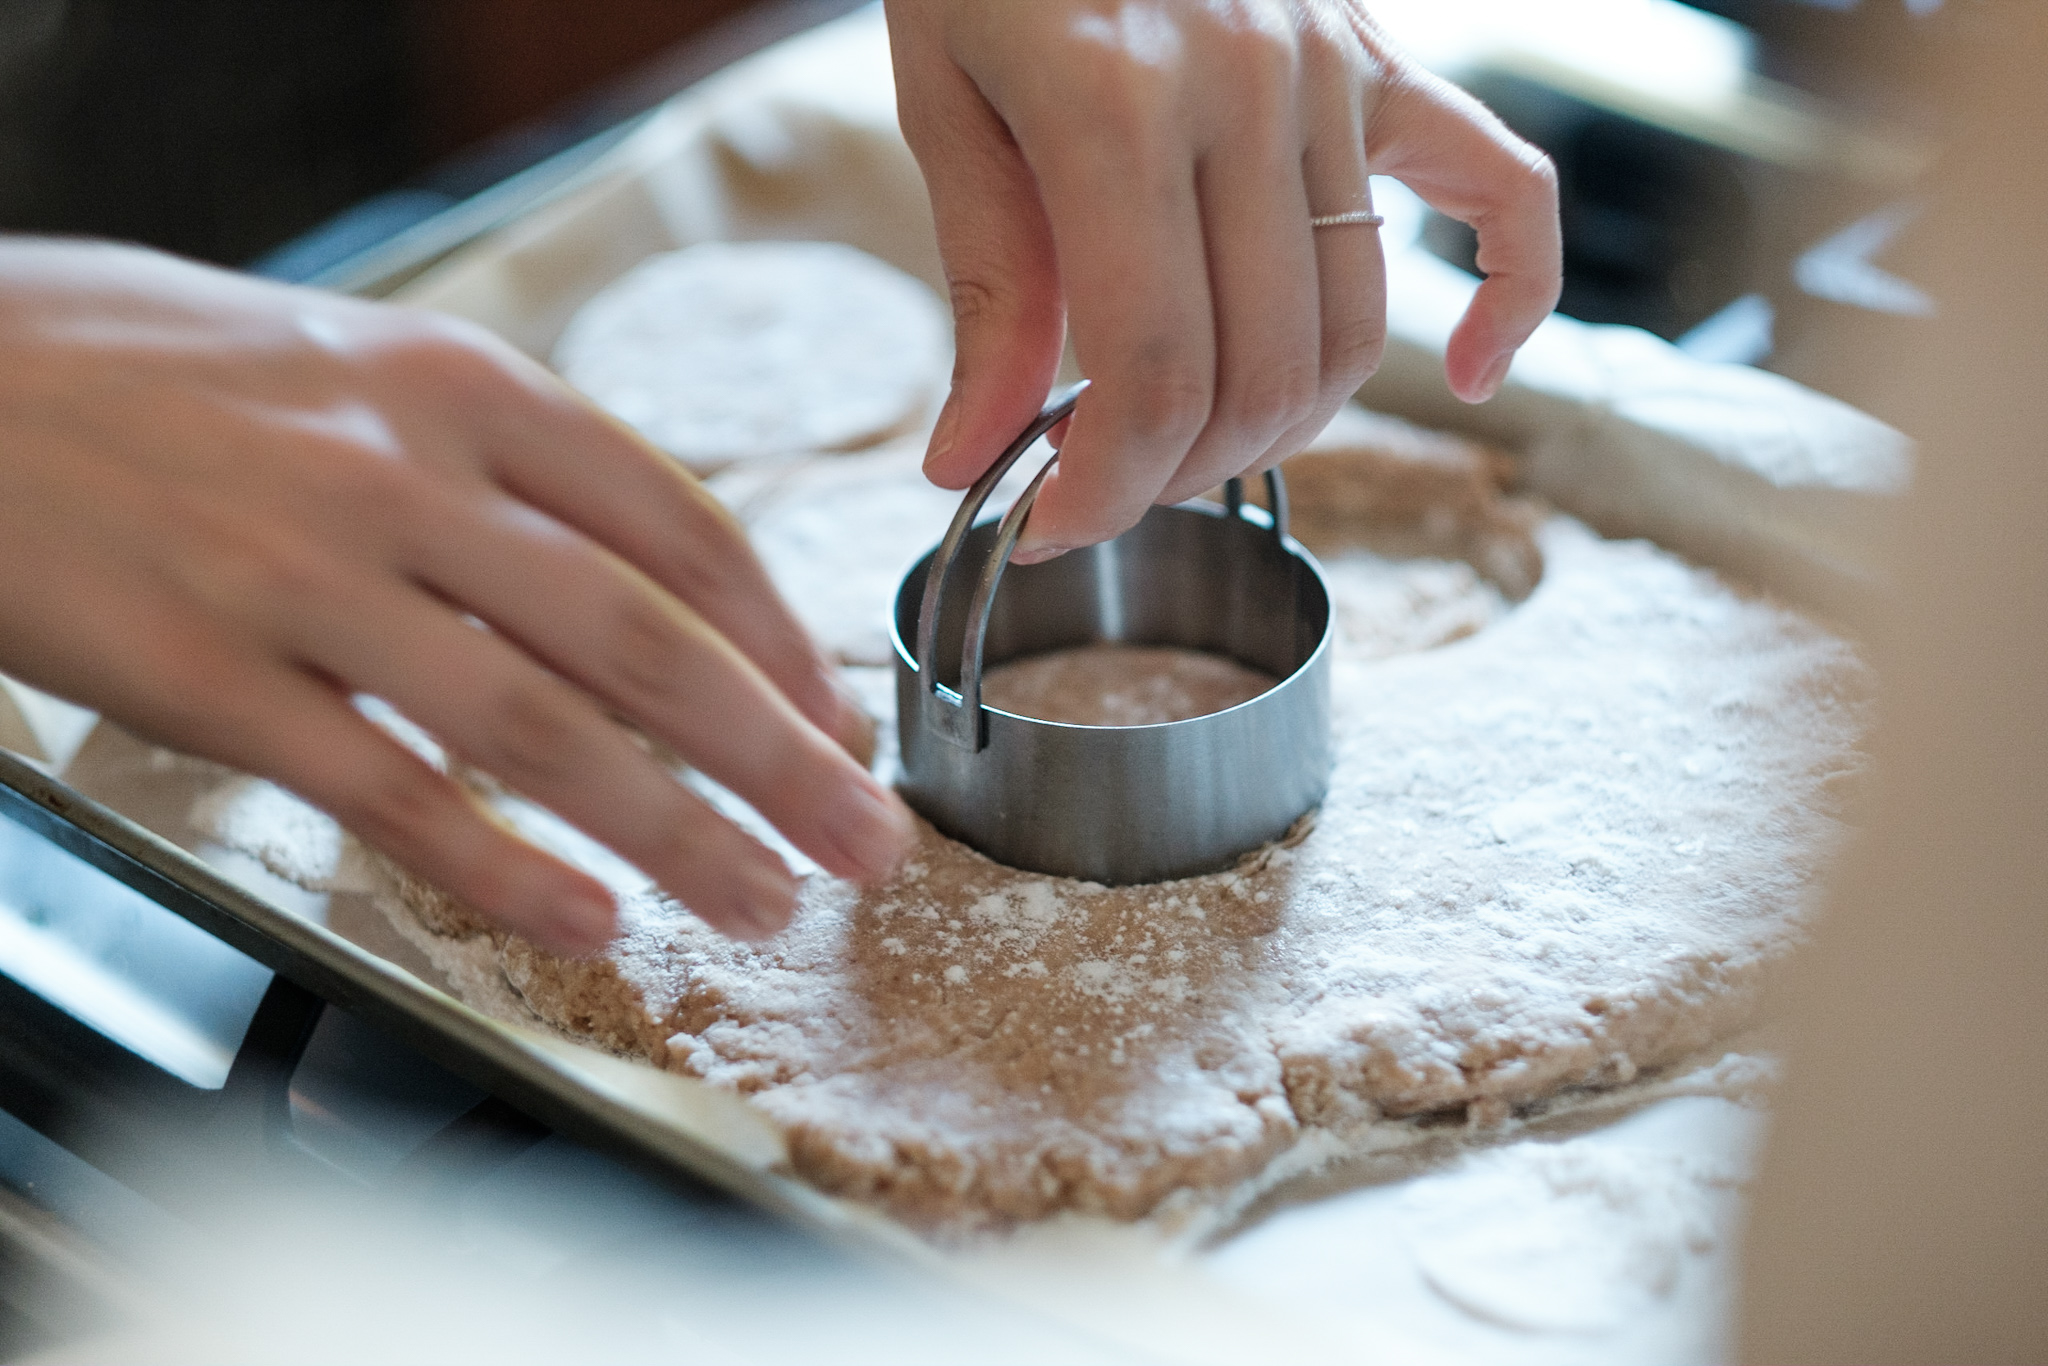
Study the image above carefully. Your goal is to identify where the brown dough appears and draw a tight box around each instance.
[373,407,1868,1230]
[980,645,1278,727]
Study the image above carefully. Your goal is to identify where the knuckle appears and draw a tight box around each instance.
[1065,40,1178,142]
[307,441,433,533]
[947,274,1008,331]
[1225,362,1321,439]
[370,310,518,395]
[147,638,250,719]
[479,676,590,794]
[603,592,689,713]
[332,758,453,853]
[1041,480,1151,546]
[651,531,744,613]
[1112,348,1212,446]
[443,857,526,924]
[387,304,490,352]
[944,270,1062,359]
[179,513,346,623]
[251,538,336,610]
[1099,82,1177,149]
[1323,313,1389,386]
[891,82,944,152]
[747,722,817,797]
[1224,20,1299,98]
[1297,12,1358,69]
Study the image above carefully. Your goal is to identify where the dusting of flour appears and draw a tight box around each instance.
[490,494,1865,1226]
[981,645,1279,727]
[195,409,1866,1230]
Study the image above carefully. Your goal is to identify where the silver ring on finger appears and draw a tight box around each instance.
[1309,210,1385,229]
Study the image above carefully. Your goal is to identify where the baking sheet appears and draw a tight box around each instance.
[1,7,1907,1363]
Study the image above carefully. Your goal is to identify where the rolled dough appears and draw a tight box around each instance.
[552,241,948,470]
[371,412,1866,1228]
[980,646,1278,727]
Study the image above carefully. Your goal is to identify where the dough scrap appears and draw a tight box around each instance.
[552,241,948,470]
[394,410,1869,1228]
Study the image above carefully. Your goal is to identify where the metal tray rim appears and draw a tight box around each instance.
[0,747,929,1267]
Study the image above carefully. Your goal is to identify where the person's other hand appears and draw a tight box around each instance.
[886,0,1561,560]
[0,241,911,954]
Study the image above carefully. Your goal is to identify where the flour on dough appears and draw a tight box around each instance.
[716,438,969,667]
[138,404,1860,1229]
[369,410,1868,1230]
[981,645,1278,727]
[483,515,1863,1228]
[552,241,948,470]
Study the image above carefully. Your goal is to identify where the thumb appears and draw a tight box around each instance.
[889,25,1066,488]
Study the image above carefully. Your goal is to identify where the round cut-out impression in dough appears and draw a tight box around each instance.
[553,241,948,470]
[980,645,1279,727]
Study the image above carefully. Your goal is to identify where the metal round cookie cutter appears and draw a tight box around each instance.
[891,381,1335,885]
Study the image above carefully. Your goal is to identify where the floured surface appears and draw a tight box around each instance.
[487,515,1863,1227]
[981,646,1279,727]
[153,407,1868,1233]
[724,437,991,667]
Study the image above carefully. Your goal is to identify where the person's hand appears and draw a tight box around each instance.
[0,240,911,954]
[885,0,1562,560]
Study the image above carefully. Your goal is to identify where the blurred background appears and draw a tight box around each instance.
[0,0,1957,421]
[0,0,765,267]
[0,0,887,306]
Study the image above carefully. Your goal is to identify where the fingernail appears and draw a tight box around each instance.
[828,780,914,883]
[554,890,618,957]
[826,669,879,768]
[731,860,797,940]
[838,706,879,769]
[924,395,961,475]
[1472,352,1514,402]
[1011,542,1069,566]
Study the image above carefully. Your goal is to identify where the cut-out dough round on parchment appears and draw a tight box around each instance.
[553,240,949,471]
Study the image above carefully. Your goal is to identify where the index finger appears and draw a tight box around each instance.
[1365,66,1562,402]
[1000,79,1218,558]
[413,329,871,754]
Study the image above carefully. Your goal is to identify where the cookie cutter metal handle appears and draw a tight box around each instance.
[913,380,1294,752]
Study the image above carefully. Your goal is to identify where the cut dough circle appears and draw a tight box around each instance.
[553,241,949,470]
[980,645,1279,727]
